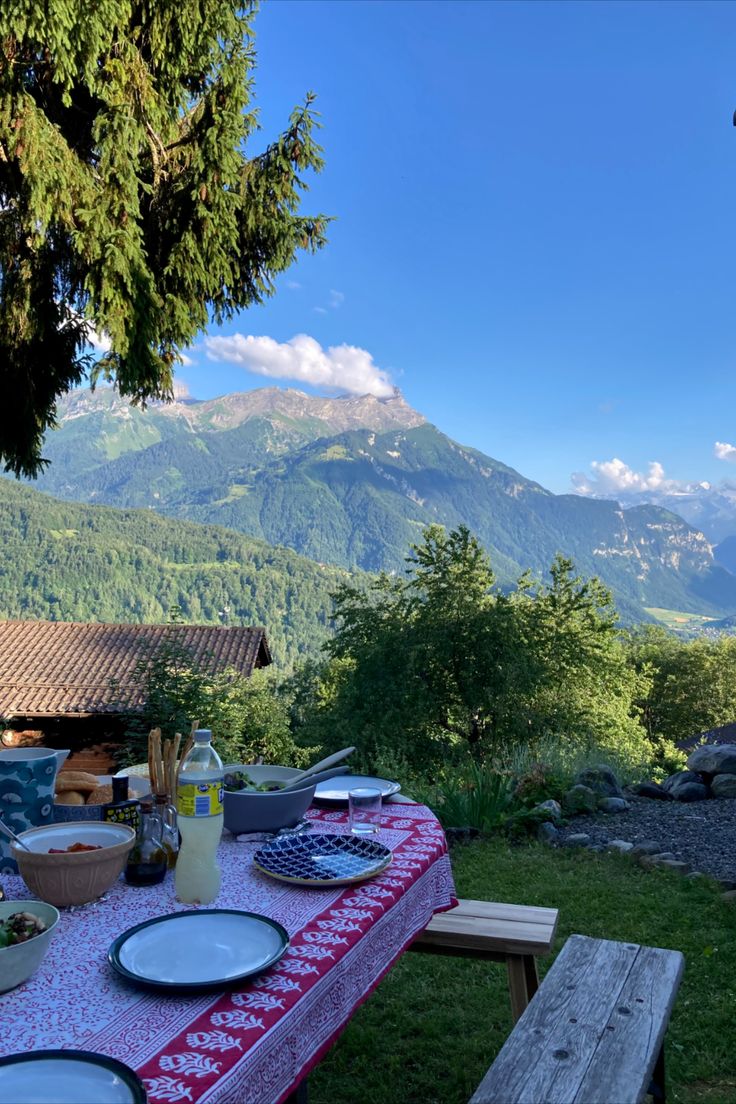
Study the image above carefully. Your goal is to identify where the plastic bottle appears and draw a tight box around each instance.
[175,729,224,905]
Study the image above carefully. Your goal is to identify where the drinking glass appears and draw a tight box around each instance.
[349,787,382,836]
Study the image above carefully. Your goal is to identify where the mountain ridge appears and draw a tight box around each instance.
[23,386,736,624]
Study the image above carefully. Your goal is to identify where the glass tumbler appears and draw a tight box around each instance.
[349,787,382,836]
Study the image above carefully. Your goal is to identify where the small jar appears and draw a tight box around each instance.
[125,801,167,886]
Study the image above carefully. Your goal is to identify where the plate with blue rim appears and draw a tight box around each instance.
[109,909,289,992]
[0,1050,146,1104]
[253,832,392,887]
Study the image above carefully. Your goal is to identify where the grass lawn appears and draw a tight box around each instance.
[310,839,736,1104]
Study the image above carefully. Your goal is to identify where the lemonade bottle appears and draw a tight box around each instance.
[175,729,224,905]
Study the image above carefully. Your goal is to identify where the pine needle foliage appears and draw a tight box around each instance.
[0,1,329,476]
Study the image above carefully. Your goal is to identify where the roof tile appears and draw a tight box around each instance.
[0,621,271,717]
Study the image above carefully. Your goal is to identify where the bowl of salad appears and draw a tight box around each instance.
[0,901,60,992]
[223,765,316,835]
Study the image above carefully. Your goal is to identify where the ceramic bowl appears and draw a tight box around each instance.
[223,764,316,835]
[53,775,150,823]
[11,822,136,907]
[0,900,60,992]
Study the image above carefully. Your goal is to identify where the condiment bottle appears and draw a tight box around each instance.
[175,729,223,905]
[103,776,140,832]
[154,793,179,869]
[125,801,167,886]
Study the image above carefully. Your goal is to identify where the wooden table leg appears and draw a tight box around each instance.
[506,955,539,1023]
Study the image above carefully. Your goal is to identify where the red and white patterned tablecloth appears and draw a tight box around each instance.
[0,803,456,1104]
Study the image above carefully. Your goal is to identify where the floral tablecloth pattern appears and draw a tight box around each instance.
[0,803,456,1104]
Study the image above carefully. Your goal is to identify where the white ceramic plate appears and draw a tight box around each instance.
[109,909,289,991]
[313,775,401,804]
[0,1051,146,1103]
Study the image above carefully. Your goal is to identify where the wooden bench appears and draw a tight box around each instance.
[469,933,684,1104]
[410,898,559,1022]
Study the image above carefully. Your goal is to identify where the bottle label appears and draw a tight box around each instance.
[177,781,223,817]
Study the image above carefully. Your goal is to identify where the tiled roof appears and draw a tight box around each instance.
[0,621,271,717]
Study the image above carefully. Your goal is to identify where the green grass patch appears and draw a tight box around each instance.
[646,607,717,630]
[311,839,736,1104]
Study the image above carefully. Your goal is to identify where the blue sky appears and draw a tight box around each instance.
[181,0,736,495]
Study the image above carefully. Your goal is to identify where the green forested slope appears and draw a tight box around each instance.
[0,480,352,666]
[26,387,736,622]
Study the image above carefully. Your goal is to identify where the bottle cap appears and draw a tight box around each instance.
[111,776,129,803]
[193,729,212,742]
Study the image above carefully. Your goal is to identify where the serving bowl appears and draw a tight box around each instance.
[54,774,150,823]
[11,822,136,907]
[0,900,60,992]
[223,765,316,835]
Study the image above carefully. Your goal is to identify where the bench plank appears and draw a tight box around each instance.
[415,899,558,956]
[470,935,683,1104]
[573,943,684,1104]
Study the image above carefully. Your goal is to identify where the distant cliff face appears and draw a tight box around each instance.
[25,387,736,622]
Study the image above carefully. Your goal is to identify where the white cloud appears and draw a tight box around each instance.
[87,324,111,354]
[204,333,395,398]
[572,458,679,496]
[172,378,190,399]
[715,441,736,462]
[286,280,301,290]
[313,306,328,315]
[329,289,345,308]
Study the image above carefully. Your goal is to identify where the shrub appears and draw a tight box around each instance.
[118,638,314,770]
[420,762,519,833]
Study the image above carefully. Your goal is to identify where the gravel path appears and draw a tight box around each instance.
[556,796,736,884]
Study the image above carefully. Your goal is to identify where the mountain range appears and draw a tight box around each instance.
[574,480,736,555]
[13,385,736,626]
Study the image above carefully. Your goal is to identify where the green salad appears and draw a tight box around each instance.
[0,911,47,948]
[223,770,283,793]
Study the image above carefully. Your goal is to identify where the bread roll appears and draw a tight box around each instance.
[56,771,99,794]
[55,790,85,805]
[86,785,113,805]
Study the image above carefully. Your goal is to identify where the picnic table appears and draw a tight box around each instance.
[0,802,456,1104]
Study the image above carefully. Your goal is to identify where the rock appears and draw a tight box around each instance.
[575,766,623,799]
[673,782,709,803]
[718,879,736,891]
[534,799,562,822]
[685,871,706,881]
[565,833,591,847]
[606,840,634,853]
[639,850,677,869]
[662,770,703,794]
[537,821,559,844]
[722,890,736,903]
[562,785,598,815]
[687,743,736,776]
[655,859,691,875]
[630,781,673,801]
[631,840,664,857]
[710,773,736,799]
[597,797,629,813]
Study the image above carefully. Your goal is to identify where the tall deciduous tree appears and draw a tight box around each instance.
[0,2,328,476]
[292,525,652,775]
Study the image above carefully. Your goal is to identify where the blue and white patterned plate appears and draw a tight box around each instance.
[253,833,392,887]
